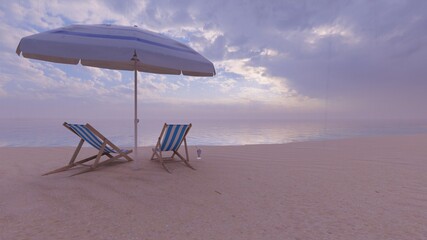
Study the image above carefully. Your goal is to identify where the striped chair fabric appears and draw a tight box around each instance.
[66,124,116,154]
[160,124,189,151]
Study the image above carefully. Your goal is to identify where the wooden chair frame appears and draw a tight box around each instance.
[150,123,194,173]
[43,122,133,176]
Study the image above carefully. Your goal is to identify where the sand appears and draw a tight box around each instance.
[1,134,427,240]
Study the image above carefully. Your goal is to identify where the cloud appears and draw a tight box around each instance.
[85,68,123,83]
[1,0,427,119]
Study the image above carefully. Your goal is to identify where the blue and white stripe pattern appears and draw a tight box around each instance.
[160,124,189,151]
[66,124,116,154]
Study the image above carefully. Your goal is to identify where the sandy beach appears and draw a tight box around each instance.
[1,134,427,240]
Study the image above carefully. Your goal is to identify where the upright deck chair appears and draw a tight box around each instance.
[43,122,133,176]
[151,123,194,173]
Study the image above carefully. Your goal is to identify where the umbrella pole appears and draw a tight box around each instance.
[131,51,140,169]
[134,67,139,164]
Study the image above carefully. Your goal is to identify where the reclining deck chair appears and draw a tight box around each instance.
[43,122,133,176]
[151,123,194,173]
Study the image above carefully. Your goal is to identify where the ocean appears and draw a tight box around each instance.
[0,118,426,147]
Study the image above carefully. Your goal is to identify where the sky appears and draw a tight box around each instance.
[0,0,426,121]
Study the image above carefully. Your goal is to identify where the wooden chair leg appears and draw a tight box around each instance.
[92,141,107,169]
[151,141,161,160]
[184,138,190,162]
[43,139,85,176]
[42,154,100,176]
[121,150,133,162]
[43,165,75,176]
[43,156,96,176]
[69,139,84,165]
[106,151,133,162]
[174,151,196,170]
[70,152,130,176]
[159,152,171,173]
[175,138,195,170]
[151,147,158,160]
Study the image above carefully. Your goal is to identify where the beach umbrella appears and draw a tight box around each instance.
[16,24,215,161]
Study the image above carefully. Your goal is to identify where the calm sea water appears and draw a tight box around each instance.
[0,118,426,147]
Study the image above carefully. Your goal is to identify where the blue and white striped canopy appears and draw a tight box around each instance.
[66,124,116,154]
[160,124,189,151]
[16,24,215,76]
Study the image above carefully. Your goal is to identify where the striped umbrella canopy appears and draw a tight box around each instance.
[16,24,216,161]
